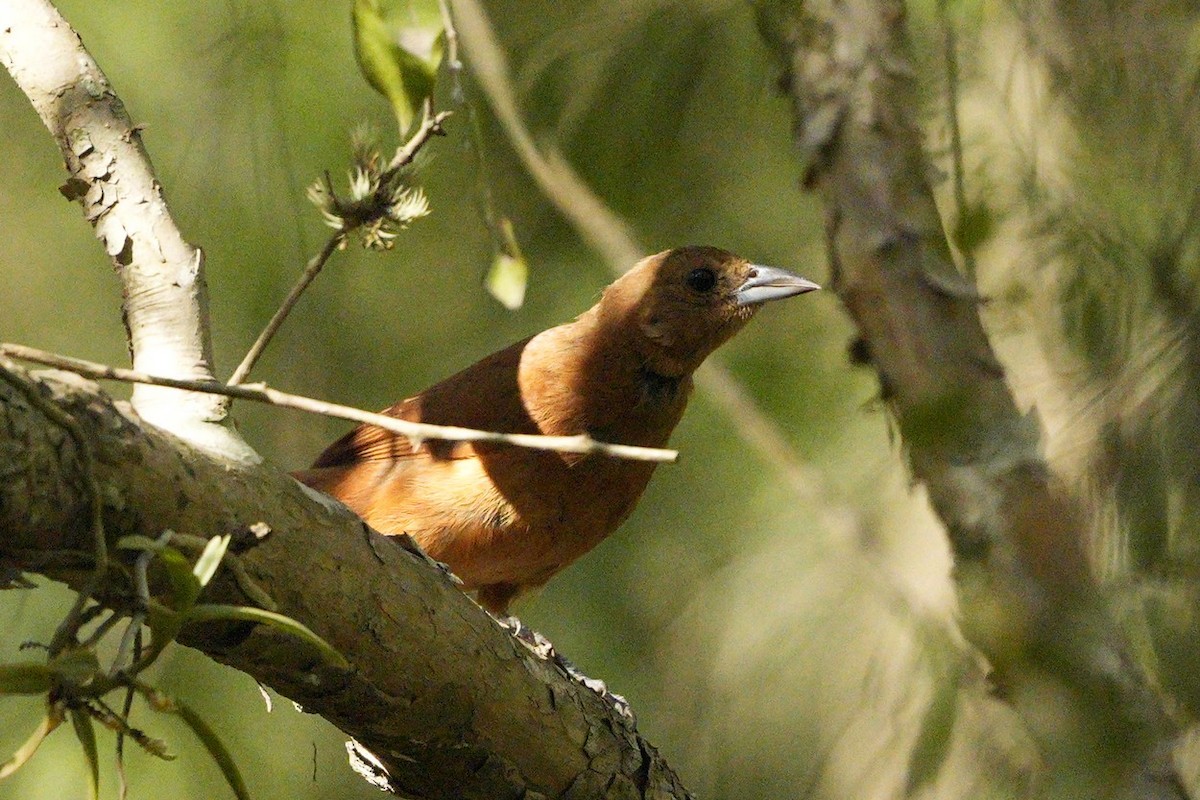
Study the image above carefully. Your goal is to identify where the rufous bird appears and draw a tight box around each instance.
[294,246,819,615]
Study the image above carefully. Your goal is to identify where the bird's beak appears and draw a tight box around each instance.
[734,265,821,307]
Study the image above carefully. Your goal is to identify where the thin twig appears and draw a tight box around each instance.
[115,627,140,800]
[938,0,976,280]
[3,344,677,463]
[228,232,345,386]
[448,0,642,268]
[437,0,463,99]
[384,102,451,177]
[0,357,108,656]
[110,529,168,677]
[229,105,449,387]
[78,609,124,649]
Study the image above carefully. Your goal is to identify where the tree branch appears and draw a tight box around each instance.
[2,343,678,463]
[0,362,693,799]
[755,1,1184,797]
[0,0,232,440]
[1,3,693,795]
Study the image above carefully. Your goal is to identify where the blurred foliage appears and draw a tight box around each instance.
[352,0,444,134]
[4,0,1200,798]
[966,0,1200,736]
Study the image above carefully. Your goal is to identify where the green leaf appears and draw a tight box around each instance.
[904,629,967,794]
[951,200,995,255]
[159,545,202,613]
[173,700,251,800]
[0,662,53,695]
[352,0,445,133]
[484,217,528,310]
[48,649,101,689]
[186,605,349,670]
[192,534,232,589]
[69,708,100,800]
[142,603,184,665]
[0,710,62,778]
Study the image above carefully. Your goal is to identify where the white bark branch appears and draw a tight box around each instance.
[0,0,231,442]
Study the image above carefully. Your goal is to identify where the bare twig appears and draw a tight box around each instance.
[437,0,463,97]
[228,232,344,386]
[385,102,451,177]
[111,529,171,678]
[230,106,450,387]
[78,610,124,650]
[4,344,677,463]
[115,627,140,800]
[448,0,642,269]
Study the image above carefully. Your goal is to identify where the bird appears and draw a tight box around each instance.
[294,246,819,615]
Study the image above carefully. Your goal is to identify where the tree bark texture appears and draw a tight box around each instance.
[0,0,229,435]
[754,1,1186,798]
[0,363,692,800]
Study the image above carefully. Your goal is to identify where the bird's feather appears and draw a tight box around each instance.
[294,246,819,614]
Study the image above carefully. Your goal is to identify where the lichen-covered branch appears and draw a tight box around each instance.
[0,0,230,441]
[0,363,692,800]
[754,1,1184,797]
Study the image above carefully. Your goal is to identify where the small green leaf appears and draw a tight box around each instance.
[0,662,53,695]
[0,710,62,778]
[159,546,202,613]
[484,217,528,310]
[186,605,349,670]
[141,603,184,664]
[48,649,101,689]
[192,534,232,589]
[905,626,967,794]
[173,700,251,800]
[951,201,995,255]
[69,708,100,800]
[353,0,445,133]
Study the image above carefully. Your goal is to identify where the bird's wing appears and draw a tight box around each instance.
[310,335,538,468]
[309,400,431,466]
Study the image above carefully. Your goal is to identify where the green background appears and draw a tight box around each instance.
[7,1,1195,798]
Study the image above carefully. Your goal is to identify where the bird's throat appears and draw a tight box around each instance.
[636,364,684,404]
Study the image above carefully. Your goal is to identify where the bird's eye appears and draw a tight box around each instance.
[686,267,717,293]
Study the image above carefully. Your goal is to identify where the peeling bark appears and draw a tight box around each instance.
[0,0,229,436]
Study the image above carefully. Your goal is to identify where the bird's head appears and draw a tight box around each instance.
[600,246,820,377]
